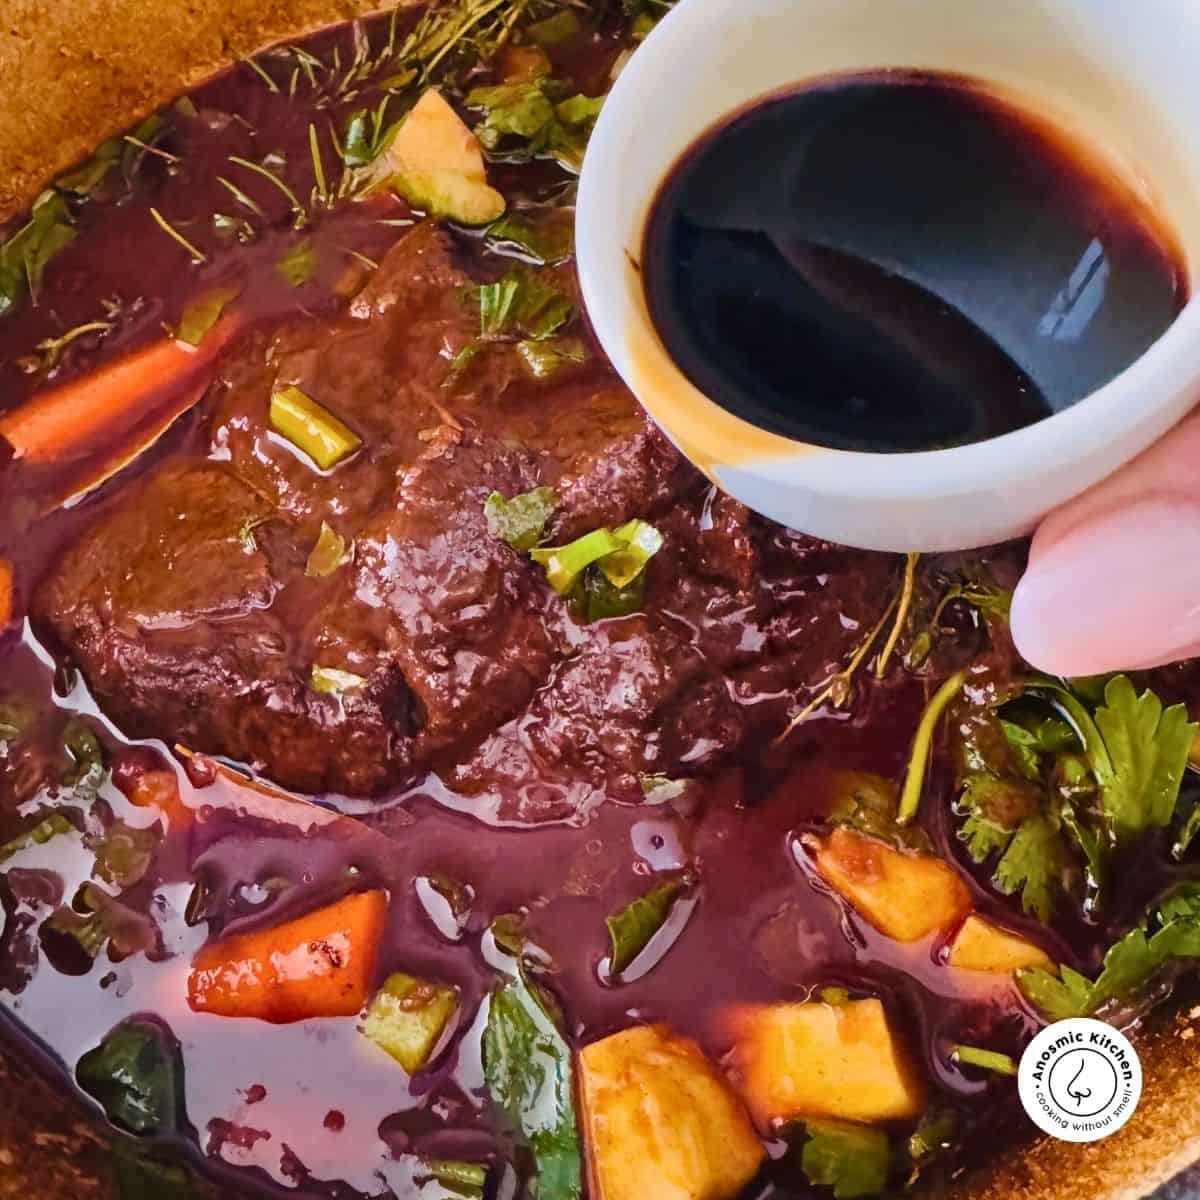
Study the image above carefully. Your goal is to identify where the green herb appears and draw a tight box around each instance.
[44,883,157,960]
[63,719,106,790]
[113,1144,195,1200]
[874,552,919,679]
[527,9,582,44]
[216,176,267,219]
[362,973,459,1073]
[148,208,206,264]
[487,212,574,265]
[907,1109,958,1165]
[306,521,349,577]
[467,82,558,147]
[425,1160,488,1195]
[242,55,281,93]
[827,770,931,853]
[555,93,604,127]
[93,822,161,890]
[484,487,556,551]
[606,875,687,973]
[476,269,575,340]
[1019,885,1200,1020]
[952,1045,1018,1076]
[269,385,362,469]
[579,568,644,622]
[483,974,582,1200]
[276,239,318,287]
[596,519,663,588]
[0,190,76,317]
[76,1020,184,1135]
[897,671,965,824]
[905,566,1011,669]
[56,140,122,196]
[311,666,367,694]
[800,1120,890,1199]
[176,286,237,346]
[479,274,522,335]
[818,986,851,1006]
[174,96,199,119]
[228,155,308,229]
[490,911,529,958]
[0,812,75,865]
[29,320,114,372]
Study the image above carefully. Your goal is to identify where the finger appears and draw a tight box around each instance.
[1011,411,1200,676]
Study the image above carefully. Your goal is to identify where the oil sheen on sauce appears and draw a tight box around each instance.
[642,72,1189,453]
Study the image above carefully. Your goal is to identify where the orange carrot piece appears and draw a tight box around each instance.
[188,890,387,1022]
[126,768,190,827]
[0,322,234,463]
[0,559,11,627]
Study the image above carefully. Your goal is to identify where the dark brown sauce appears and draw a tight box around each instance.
[643,73,1189,453]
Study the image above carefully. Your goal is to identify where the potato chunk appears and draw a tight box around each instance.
[383,88,505,225]
[579,1024,764,1200]
[720,999,924,1126]
[813,827,970,941]
[947,914,1051,972]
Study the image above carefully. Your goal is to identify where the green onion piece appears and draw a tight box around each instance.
[175,285,237,347]
[580,568,644,622]
[0,812,74,865]
[310,666,366,695]
[516,336,587,380]
[425,1160,488,1194]
[598,519,664,589]
[305,521,348,577]
[276,239,317,287]
[527,9,582,44]
[818,986,851,1006]
[606,875,687,974]
[531,528,625,594]
[897,671,965,825]
[361,973,458,1074]
[484,487,555,552]
[952,1044,1018,1076]
[269,386,361,470]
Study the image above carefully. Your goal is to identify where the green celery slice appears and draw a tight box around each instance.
[269,386,361,470]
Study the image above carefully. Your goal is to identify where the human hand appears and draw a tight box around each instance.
[1011,411,1200,675]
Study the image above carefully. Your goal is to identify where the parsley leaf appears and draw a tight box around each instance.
[801,1120,890,1199]
[1019,885,1200,1019]
[605,875,688,974]
[483,974,582,1200]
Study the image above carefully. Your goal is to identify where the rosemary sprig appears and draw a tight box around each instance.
[227,156,308,229]
[216,176,267,219]
[122,135,180,165]
[148,208,207,263]
[242,56,280,93]
[309,124,331,208]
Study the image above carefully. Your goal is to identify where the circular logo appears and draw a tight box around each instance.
[1018,1018,1142,1143]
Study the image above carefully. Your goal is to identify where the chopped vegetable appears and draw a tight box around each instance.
[527,10,582,44]
[176,286,239,346]
[424,1160,488,1195]
[377,88,505,225]
[907,1109,958,1165]
[76,1020,184,1135]
[1019,885,1200,1019]
[719,998,925,1125]
[64,719,106,790]
[578,1024,763,1200]
[56,140,122,197]
[92,821,161,889]
[306,521,349,577]
[531,520,663,597]
[0,559,11,626]
[483,486,556,552]
[362,973,459,1073]
[44,882,157,960]
[812,828,970,942]
[516,336,587,379]
[269,385,362,470]
[946,915,1051,973]
[0,326,234,462]
[556,94,605,127]
[483,973,582,1200]
[0,190,75,318]
[467,82,557,148]
[800,1120,890,1200]
[581,570,645,623]
[897,671,965,824]
[310,665,367,694]
[824,769,931,852]
[476,268,573,340]
[187,890,387,1021]
[0,812,74,864]
[148,208,207,264]
[951,1045,1018,1076]
[276,238,318,287]
[605,875,687,974]
[487,212,574,264]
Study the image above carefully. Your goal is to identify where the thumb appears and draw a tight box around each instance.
[1011,411,1200,676]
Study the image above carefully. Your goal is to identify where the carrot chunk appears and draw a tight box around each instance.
[0,559,12,626]
[0,324,232,463]
[188,890,387,1022]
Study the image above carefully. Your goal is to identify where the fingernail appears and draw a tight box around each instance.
[1011,497,1200,676]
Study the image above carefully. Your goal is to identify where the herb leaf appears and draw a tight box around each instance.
[484,487,556,552]
[77,1020,184,1135]
[483,975,582,1200]
[606,875,687,974]
[952,1045,1018,1076]
[800,1120,890,1199]
[276,239,318,287]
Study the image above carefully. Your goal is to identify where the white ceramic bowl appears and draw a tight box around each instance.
[578,0,1200,552]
